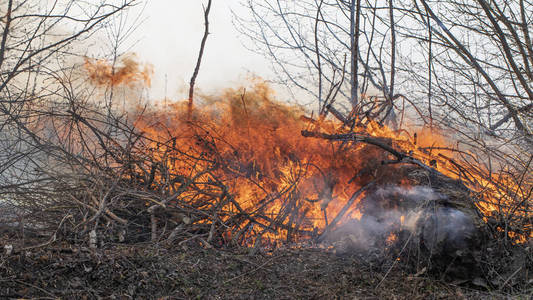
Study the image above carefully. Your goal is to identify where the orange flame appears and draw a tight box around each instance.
[80,57,530,245]
[132,82,531,244]
[359,120,532,243]
[132,83,374,243]
[83,54,153,87]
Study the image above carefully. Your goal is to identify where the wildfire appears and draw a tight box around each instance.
[83,57,531,245]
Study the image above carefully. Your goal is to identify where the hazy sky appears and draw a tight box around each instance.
[132,1,273,100]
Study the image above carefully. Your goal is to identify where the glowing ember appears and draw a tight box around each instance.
[386,233,398,245]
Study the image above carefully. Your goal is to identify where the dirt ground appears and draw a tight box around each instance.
[1,237,530,300]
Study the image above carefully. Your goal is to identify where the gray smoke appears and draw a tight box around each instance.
[325,185,475,254]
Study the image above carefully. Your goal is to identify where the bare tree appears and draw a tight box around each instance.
[392,0,532,137]
[0,0,136,233]
[237,0,532,136]
[188,0,213,117]
[391,0,533,199]
[235,0,403,126]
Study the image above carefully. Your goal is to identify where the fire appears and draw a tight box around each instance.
[84,54,153,87]
[359,121,532,243]
[82,57,531,245]
[357,121,531,243]
[386,233,398,245]
[132,83,369,243]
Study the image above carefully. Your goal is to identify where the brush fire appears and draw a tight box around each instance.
[79,57,531,253]
[3,1,533,298]
[1,53,531,298]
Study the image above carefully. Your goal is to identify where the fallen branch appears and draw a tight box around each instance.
[301,130,405,160]
[301,130,453,178]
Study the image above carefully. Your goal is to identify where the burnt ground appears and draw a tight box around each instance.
[1,236,530,300]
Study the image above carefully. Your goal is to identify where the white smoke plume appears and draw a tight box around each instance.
[324,185,475,254]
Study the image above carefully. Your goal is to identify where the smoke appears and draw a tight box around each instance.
[421,207,475,253]
[325,185,475,254]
